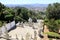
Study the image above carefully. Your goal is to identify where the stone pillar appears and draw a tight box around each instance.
[44,25,49,32]
[16,34,19,40]
[33,30,37,40]
[25,33,30,40]
[28,18,33,27]
[21,22,24,28]
[43,25,49,40]
[21,36,24,40]
[59,29,60,33]
[0,28,2,36]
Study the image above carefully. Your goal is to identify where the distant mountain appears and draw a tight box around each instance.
[5,4,48,7]
[5,4,48,11]
[21,4,48,8]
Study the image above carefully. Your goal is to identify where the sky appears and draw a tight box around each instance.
[0,0,60,5]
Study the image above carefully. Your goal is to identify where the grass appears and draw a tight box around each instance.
[44,32,60,39]
[0,21,3,27]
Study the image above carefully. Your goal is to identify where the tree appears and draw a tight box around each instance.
[0,2,5,13]
[0,2,6,21]
[45,3,60,32]
[3,8,14,22]
[46,3,60,20]
[16,7,29,22]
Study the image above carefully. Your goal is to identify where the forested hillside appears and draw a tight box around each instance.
[0,2,44,27]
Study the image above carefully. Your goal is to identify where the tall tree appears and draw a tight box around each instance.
[46,3,60,20]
